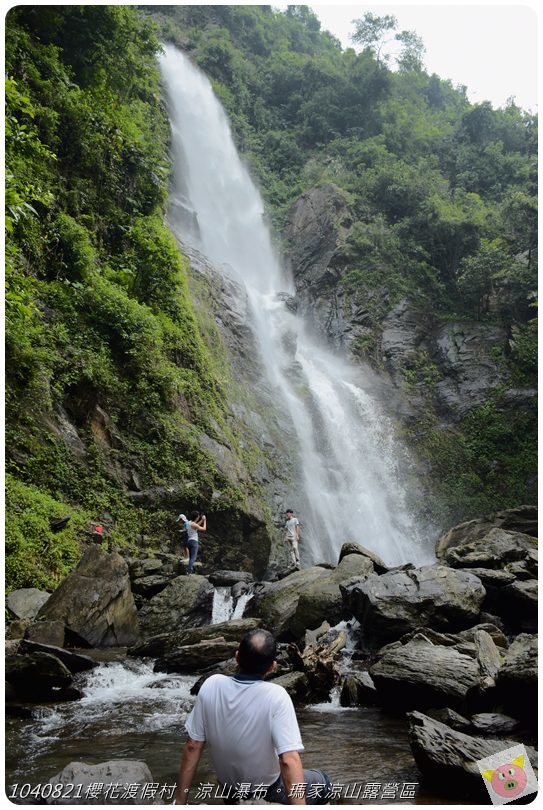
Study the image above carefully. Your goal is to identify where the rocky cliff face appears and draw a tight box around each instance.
[285,184,530,425]
[285,184,362,352]
[179,242,300,571]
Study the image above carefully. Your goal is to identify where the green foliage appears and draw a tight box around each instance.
[5,6,240,590]
[5,475,88,592]
[411,390,537,526]
[509,308,538,380]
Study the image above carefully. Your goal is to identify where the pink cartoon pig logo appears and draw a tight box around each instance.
[482,755,528,799]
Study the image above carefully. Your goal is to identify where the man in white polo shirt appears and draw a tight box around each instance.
[174,628,330,805]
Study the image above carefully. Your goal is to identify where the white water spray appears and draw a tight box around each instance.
[159,44,434,567]
[212,586,254,624]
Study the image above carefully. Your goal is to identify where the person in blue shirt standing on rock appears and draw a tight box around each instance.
[185,511,207,574]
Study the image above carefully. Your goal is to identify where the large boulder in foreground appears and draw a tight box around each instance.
[44,761,157,804]
[407,710,538,800]
[37,548,139,647]
[137,574,214,638]
[344,565,486,644]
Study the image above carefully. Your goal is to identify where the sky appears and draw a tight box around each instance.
[2,2,538,111]
[310,3,539,112]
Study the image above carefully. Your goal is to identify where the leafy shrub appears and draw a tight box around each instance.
[5,475,89,592]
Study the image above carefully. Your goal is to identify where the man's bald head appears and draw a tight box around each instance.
[237,628,277,675]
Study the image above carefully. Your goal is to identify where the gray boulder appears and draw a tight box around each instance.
[129,618,260,658]
[408,711,537,799]
[425,707,472,732]
[137,574,214,638]
[131,575,172,599]
[246,566,332,638]
[337,542,389,573]
[439,527,537,570]
[344,564,486,644]
[44,760,157,804]
[25,620,65,647]
[496,633,537,725]
[20,640,97,673]
[272,671,310,704]
[208,571,255,586]
[5,652,73,699]
[435,507,538,558]
[437,526,537,633]
[37,547,139,647]
[339,671,378,707]
[154,638,239,674]
[289,554,374,639]
[496,579,538,632]
[470,712,520,736]
[128,558,164,579]
[6,588,50,620]
[369,632,483,713]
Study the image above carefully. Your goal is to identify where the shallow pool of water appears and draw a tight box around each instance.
[4,657,452,805]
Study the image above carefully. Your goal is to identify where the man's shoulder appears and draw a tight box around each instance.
[199,673,230,693]
[261,679,292,702]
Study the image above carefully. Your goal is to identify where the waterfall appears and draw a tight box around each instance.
[211,586,254,624]
[159,44,434,567]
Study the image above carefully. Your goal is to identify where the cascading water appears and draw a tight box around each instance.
[212,586,254,624]
[159,44,434,567]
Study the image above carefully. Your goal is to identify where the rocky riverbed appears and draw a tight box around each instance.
[5,505,538,804]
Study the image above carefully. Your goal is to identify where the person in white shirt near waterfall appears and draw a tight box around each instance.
[284,509,301,570]
[174,628,330,804]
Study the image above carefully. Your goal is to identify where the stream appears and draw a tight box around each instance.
[5,651,451,805]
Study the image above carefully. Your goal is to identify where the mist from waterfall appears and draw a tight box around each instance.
[159,44,434,567]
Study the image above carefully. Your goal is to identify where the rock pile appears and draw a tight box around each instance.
[5,505,538,802]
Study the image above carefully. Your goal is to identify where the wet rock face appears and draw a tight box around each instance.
[286,184,351,291]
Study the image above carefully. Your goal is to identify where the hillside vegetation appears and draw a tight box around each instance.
[5,5,537,591]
